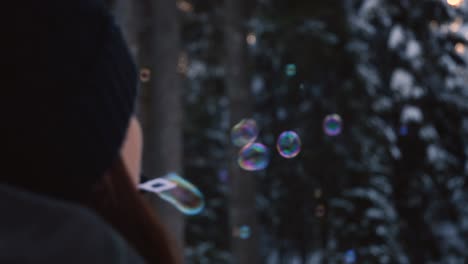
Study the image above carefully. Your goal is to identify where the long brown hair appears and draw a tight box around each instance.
[83,157,182,264]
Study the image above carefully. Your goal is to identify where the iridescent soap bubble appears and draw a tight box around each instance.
[238,143,269,171]
[231,119,259,147]
[276,131,302,159]
[323,114,343,136]
[285,64,297,77]
[344,249,357,264]
[158,173,205,216]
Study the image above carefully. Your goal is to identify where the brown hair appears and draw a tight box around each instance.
[82,157,182,264]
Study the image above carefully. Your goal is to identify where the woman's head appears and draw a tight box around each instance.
[1,0,180,262]
[1,0,137,199]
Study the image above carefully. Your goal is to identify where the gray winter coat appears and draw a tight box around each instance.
[0,184,145,264]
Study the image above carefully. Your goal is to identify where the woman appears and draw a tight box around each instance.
[0,0,180,263]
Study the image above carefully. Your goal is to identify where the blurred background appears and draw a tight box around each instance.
[107,0,468,263]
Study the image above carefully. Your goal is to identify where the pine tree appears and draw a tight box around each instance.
[172,0,468,262]
[333,0,468,263]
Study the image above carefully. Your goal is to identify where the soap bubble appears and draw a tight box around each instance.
[344,249,357,264]
[277,131,302,159]
[238,143,269,171]
[285,64,297,77]
[158,173,205,216]
[323,114,343,136]
[233,225,251,239]
[139,68,151,83]
[231,119,259,147]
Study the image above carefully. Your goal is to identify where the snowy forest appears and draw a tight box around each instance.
[108,0,468,263]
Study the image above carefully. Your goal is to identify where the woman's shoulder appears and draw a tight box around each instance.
[0,184,146,264]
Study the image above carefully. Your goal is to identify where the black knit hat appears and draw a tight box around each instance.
[0,0,138,199]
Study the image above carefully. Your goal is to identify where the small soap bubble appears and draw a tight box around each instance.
[315,204,326,218]
[233,225,251,239]
[285,64,297,77]
[323,114,343,136]
[277,131,302,159]
[238,143,269,171]
[344,249,357,264]
[231,119,259,147]
[158,173,205,216]
[139,68,151,83]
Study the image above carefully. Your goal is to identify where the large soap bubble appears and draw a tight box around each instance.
[238,143,269,171]
[158,173,205,216]
[231,119,259,147]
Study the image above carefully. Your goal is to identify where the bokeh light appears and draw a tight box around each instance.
[323,114,343,136]
[315,204,326,218]
[399,125,409,136]
[450,17,463,32]
[231,119,259,147]
[314,188,323,199]
[177,0,193,13]
[246,32,257,46]
[344,249,357,264]
[447,0,464,7]
[217,169,229,183]
[232,225,251,239]
[139,68,151,83]
[455,42,465,54]
[276,131,302,159]
[285,64,297,77]
[239,225,251,239]
[177,52,189,75]
[238,143,270,171]
[158,173,205,216]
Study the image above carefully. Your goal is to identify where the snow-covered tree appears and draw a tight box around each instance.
[337,0,468,263]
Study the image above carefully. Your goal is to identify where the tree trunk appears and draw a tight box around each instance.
[111,0,138,58]
[134,0,185,253]
[224,0,260,263]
